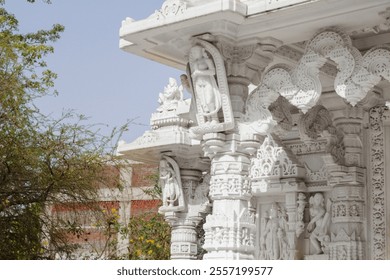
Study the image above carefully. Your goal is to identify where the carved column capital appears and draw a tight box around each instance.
[215,36,280,85]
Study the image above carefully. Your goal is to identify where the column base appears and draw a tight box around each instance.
[304,254,329,260]
[203,251,255,260]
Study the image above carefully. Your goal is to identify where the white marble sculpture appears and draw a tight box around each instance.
[157,77,184,112]
[188,39,234,136]
[189,46,221,123]
[159,155,185,212]
[307,193,331,255]
[260,203,289,260]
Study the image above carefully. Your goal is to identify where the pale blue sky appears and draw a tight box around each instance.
[4,0,181,142]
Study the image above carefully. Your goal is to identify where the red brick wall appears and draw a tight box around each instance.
[131,199,160,216]
[131,164,158,187]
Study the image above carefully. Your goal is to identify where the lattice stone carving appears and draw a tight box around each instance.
[251,28,390,112]
[369,105,389,260]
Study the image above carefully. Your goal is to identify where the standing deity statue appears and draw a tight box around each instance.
[189,45,222,123]
[307,193,331,254]
[260,203,289,260]
[157,77,184,112]
[159,156,184,212]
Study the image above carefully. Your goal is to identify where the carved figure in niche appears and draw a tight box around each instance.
[189,46,222,123]
[350,204,359,217]
[159,156,184,212]
[157,77,183,112]
[307,193,331,255]
[260,203,289,260]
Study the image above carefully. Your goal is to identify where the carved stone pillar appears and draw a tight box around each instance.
[202,133,259,259]
[166,215,201,260]
[159,159,211,259]
[197,40,279,259]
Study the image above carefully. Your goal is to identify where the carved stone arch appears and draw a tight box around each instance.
[246,28,390,119]
[305,28,390,106]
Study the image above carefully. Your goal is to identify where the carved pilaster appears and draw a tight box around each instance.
[329,185,365,260]
[333,106,365,167]
[368,105,390,260]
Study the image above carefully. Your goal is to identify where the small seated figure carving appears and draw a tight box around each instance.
[157,77,183,112]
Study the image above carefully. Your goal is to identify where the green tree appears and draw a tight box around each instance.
[0,1,125,259]
[127,212,171,260]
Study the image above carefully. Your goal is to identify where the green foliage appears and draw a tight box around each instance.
[0,2,126,259]
[127,212,171,260]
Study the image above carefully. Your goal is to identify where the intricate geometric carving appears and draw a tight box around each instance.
[188,39,234,136]
[329,229,363,260]
[250,135,304,188]
[368,105,389,260]
[331,201,362,223]
[203,209,256,254]
[209,175,251,199]
[257,28,390,111]
[287,140,328,155]
[154,0,187,20]
[308,29,390,106]
[305,163,328,182]
[251,53,324,113]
